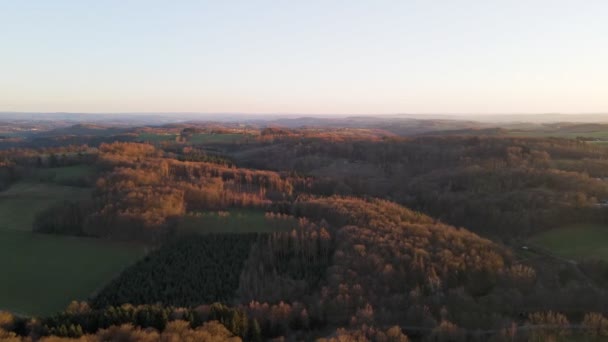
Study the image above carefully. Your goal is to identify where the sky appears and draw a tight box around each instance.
[1,1,607,115]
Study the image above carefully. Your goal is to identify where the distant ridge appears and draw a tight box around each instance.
[1,111,607,124]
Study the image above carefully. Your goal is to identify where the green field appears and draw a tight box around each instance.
[528,224,608,261]
[188,133,250,144]
[0,182,91,231]
[0,181,146,315]
[30,165,97,185]
[138,132,178,142]
[0,230,145,315]
[177,209,298,234]
[589,140,608,147]
[509,130,608,140]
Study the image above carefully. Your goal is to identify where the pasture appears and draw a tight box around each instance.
[589,140,608,147]
[0,230,146,315]
[0,182,91,231]
[137,132,178,142]
[30,165,97,185]
[0,181,146,315]
[528,224,608,262]
[177,209,298,234]
[509,129,608,140]
[188,133,251,144]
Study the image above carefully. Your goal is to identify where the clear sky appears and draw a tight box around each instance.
[1,1,607,115]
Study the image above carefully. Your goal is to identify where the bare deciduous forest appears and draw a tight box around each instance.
[2,120,608,341]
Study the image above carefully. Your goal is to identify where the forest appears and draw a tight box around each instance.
[2,121,608,341]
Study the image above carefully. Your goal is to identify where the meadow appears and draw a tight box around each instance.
[509,129,608,140]
[0,171,146,315]
[528,224,608,262]
[0,182,91,231]
[138,132,253,144]
[0,229,145,315]
[137,132,178,142]
[29,165,97,186]
[589,140,608,147]
[188,133,251,144]
[177,209,298,234]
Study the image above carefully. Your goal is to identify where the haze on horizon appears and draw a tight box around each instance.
[1,1,607,115]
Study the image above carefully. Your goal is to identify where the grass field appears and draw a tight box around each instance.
[188,133,250,144]
[509,130,608,140]
[30,165,97,185]
[0,181,146,315]
[0,182,91,231]
[137,132,178,142]
[528,224,608,261]
[0,230,146,315]
[177,209,298,234]
[589,141,608,147]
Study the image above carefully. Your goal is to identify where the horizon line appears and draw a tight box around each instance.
[2,111,608,116]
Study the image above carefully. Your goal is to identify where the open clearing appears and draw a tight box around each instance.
[137,132,178,142]
[528,224,608,261]
[177,209,298,234]
[0,181,146,316]
[0,230,145,316]
[509,129,608,140]
[30,165,97,184]
[188,133,251,144]
[0,182,91,231]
